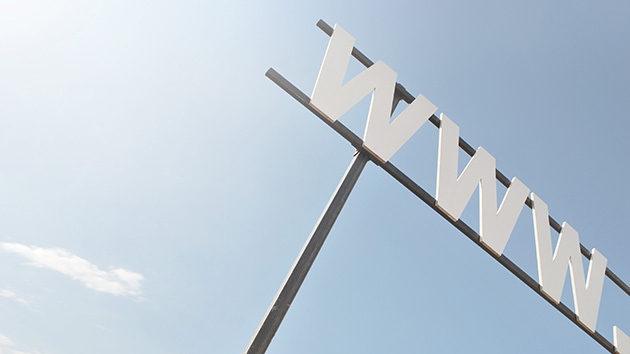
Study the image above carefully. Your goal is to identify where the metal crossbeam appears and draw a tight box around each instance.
[315,19,630,299]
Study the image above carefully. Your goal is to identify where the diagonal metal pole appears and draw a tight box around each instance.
[242,151,370,354]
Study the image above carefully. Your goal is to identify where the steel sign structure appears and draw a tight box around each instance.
[242,20,630,354]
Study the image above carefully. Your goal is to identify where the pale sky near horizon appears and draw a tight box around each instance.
[0,1,628,354]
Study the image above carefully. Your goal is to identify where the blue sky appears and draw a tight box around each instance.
[0,1,628,353]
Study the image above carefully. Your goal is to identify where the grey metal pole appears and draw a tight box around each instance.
[242,151,370,354]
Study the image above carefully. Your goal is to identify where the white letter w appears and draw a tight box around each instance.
[531,193,607,333]
[310,24,437,162]
[435,113,530,256]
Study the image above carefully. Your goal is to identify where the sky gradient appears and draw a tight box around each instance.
[0,1,628,353]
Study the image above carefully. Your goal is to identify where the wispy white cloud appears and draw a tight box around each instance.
[0,332,39,354]
[0,243,144,297]
[0,332,15,346]
[0,288,30,306]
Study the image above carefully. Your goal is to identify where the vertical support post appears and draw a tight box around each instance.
[242,151,370,354]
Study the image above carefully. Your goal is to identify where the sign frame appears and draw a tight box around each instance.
[242,19,630,354]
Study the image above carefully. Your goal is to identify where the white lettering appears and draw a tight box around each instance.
[307,25,625,344]
[615,326,630,354]
[435,113,529,255]
[310,24,437,162]
[531,194,608,332]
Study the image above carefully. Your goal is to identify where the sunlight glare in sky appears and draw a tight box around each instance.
[0,0,100,50]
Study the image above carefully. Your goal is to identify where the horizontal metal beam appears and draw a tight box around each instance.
[315,18,630,299]
[265,67,617,353]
